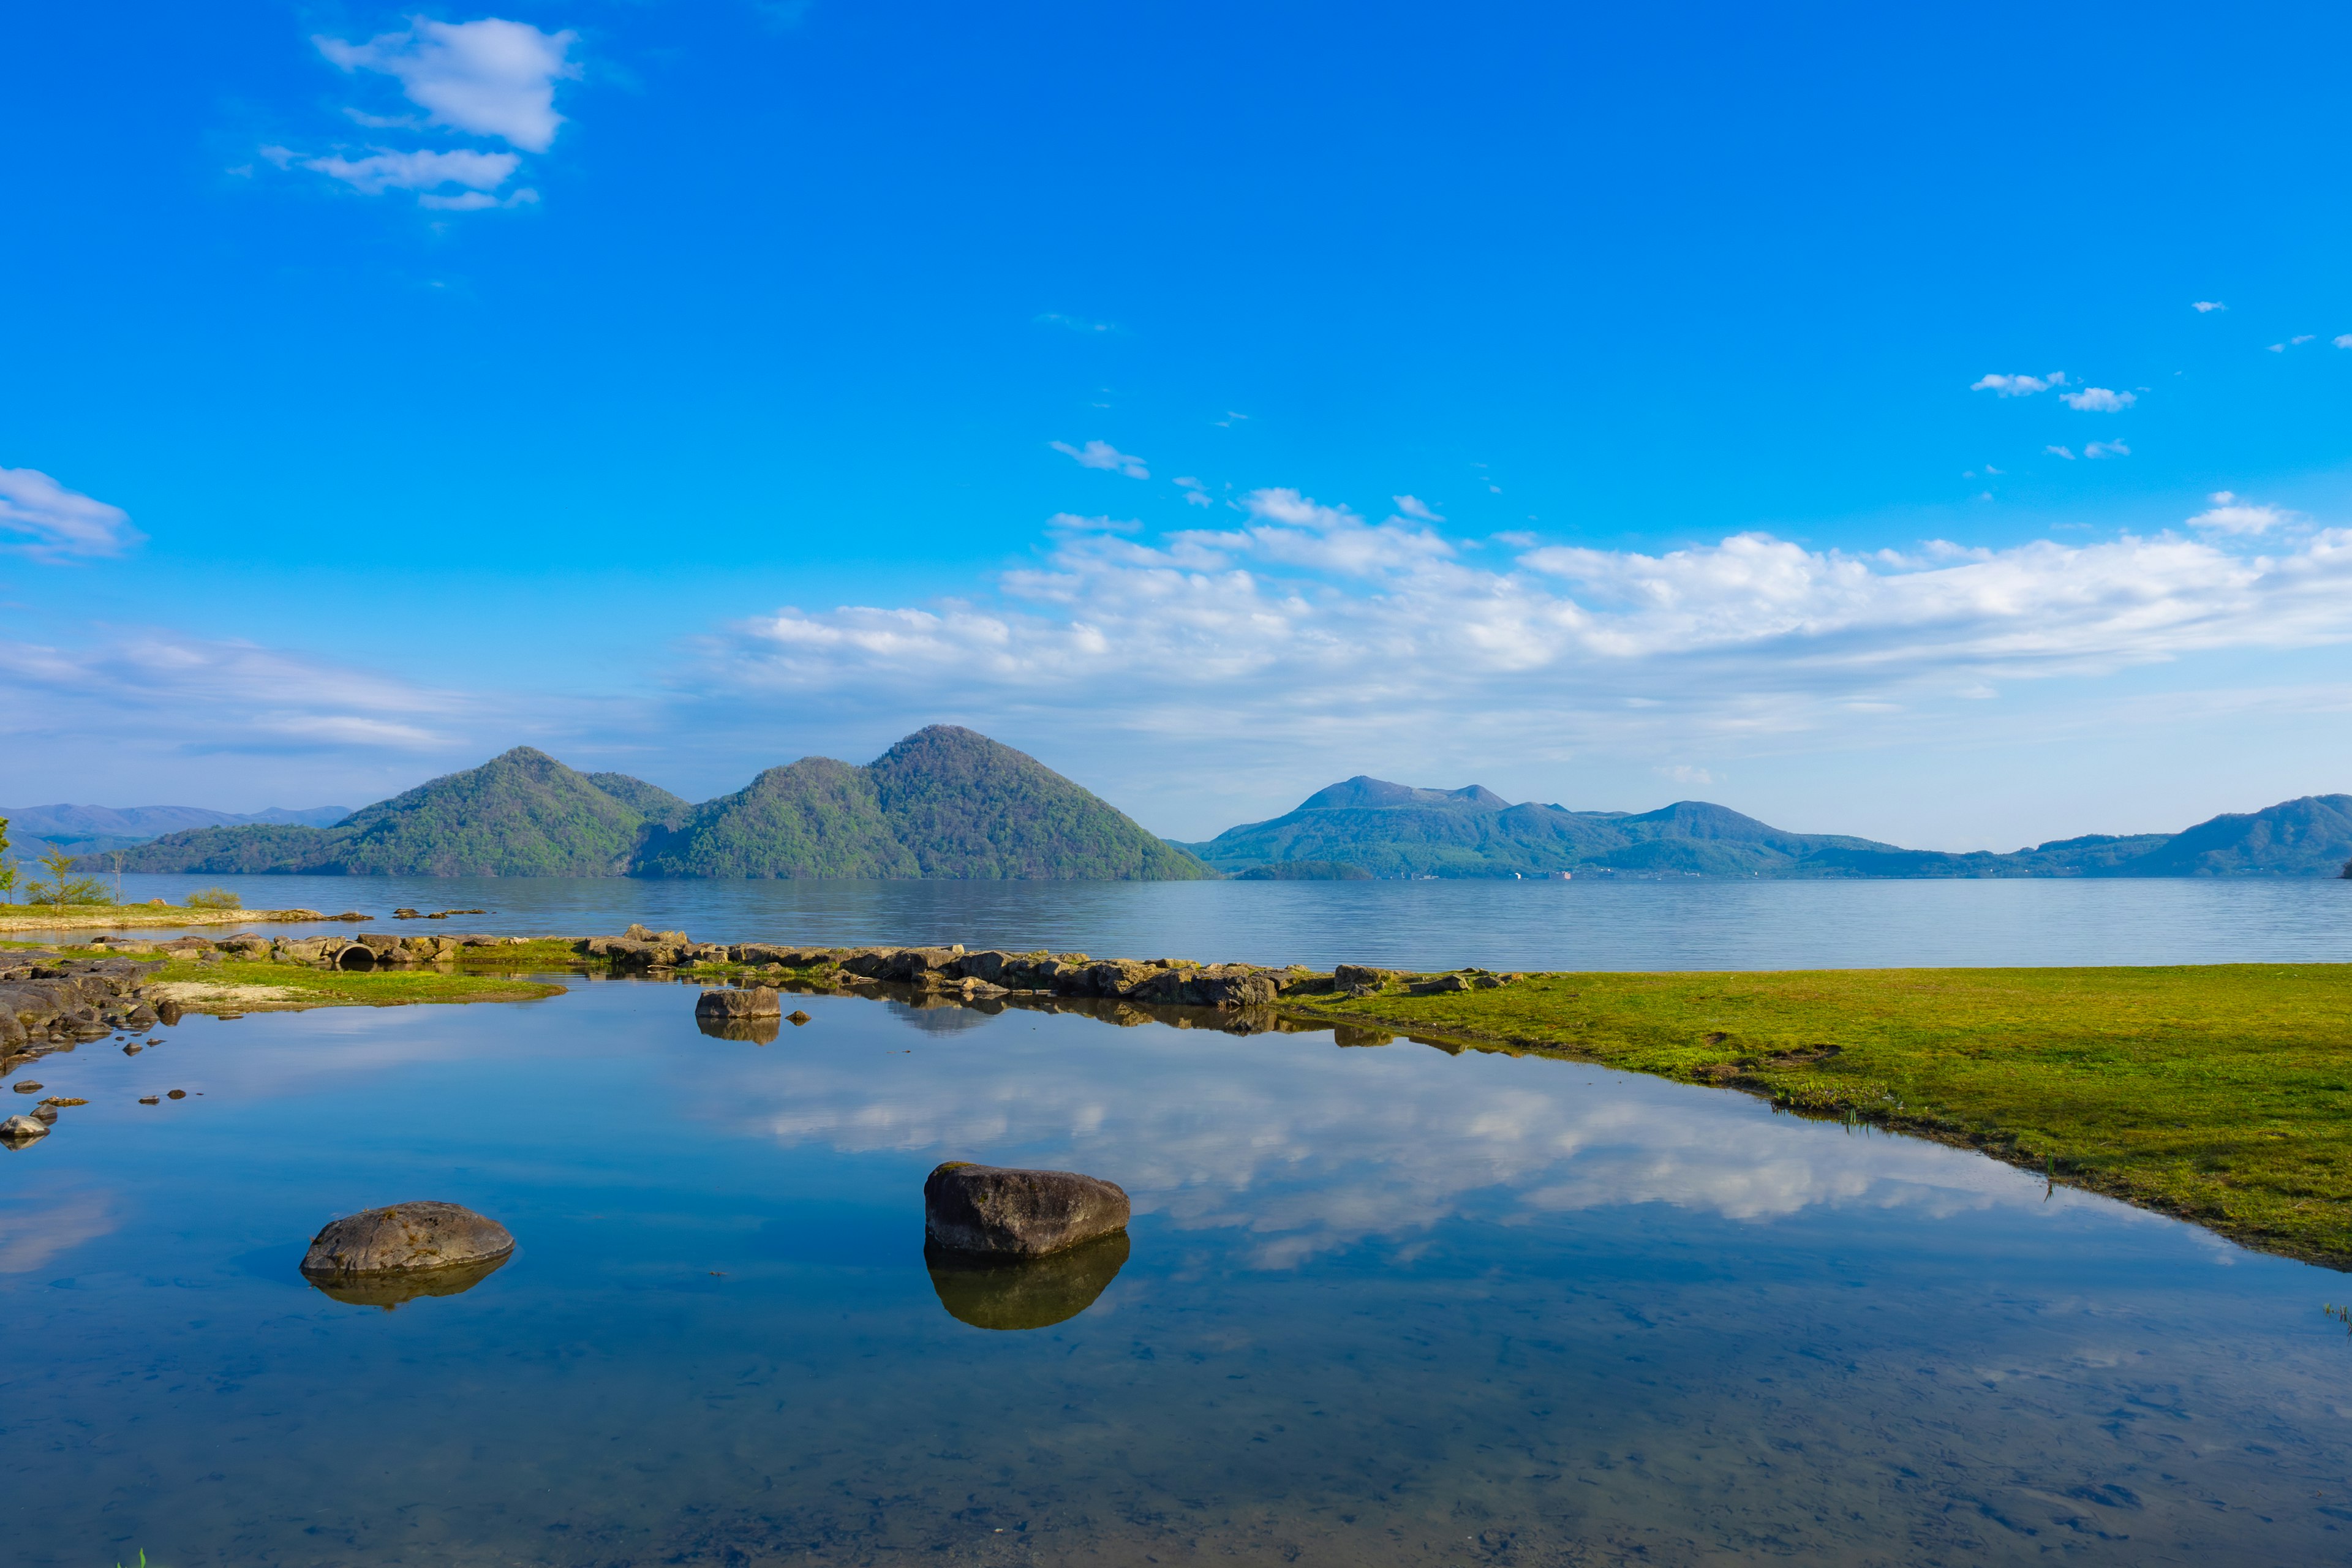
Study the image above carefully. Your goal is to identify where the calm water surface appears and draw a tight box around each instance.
[4,974,2350,1566]
[74,872,2352,970]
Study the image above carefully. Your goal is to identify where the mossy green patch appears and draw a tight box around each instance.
[145,957,564,1011]
[1280,965,2352,1268]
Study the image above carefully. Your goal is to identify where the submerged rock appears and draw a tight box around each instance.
[787,1010,811,1026]
[922,1161,1131,1258]
[925,1231,1129,1330]
[300,1200,515,1279]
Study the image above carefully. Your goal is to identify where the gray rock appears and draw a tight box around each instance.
[923,1161,1131,1257]
[0,1113,50,1143]
[300,1200,515,1278]
[695,987,781,1019]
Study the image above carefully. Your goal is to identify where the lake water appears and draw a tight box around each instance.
[64,872,2352,970]
[4,972,2351,1566]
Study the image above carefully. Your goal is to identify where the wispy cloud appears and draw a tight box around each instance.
[2335,335,2352,349]
[1174,476,1215,508]
[282,18,577,211]
[2292,334,2316,345]
[1035,313,1117,334]
[2059,386,2136,412]
[1049,439,1149,479]
[315,18,579,152]
[299,147,520,197]
[704,486,2352,765]
[1971,372,2066,397]
[2193,300,2227,313]
[2045,445,2076,461]
[2084,440,2130,459]
[1392,495,1445,523]
[2187,491,2294,535]
[0,467,144,562]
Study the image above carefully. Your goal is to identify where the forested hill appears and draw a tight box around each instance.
[1180,777,2352,879]
[94,729,1210,881]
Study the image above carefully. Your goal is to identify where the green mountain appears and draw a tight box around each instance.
[638,726,1210,880]
[1182,776,1901,878]
[1186,778,2352,879]
[102,728,1209,881]
[106,748,661,876]
[584,772,694,827]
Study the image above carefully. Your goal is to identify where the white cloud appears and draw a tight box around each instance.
[2084,440,2130,459]
[1174,476,1214,508]
[2268,343,2287,353]
[1045,512,1141,534]
[2293,334,2316,345]
[702,485,2352,774]
[2188,491,2294,535]
[301,148,519,196]
[1035,313,1115,334]
[2335,335,2352,349]
[2193,301,2226,312]
[2059,386,2136,412]
[0,467,144,562]
[1049,439,1149,479]
[1392,494,1445,523]
[0,631,481,758]
[314,18,579,152]
[1971,372,2066,397]
[2045,445,2076,461]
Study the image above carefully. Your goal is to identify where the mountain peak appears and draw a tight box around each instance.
[1297,776,1512,812]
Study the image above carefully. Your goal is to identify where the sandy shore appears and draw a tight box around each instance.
[0,907,342,933]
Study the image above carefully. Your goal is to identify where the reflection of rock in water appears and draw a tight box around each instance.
[305,1251,511,1311]
[1333,1025,1393,1048]
[887,999,995,1037]
[698,1014,782,1046]
[925,1232,1129,1330]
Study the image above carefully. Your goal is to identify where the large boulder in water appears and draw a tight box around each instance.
[300,1201,514,1279]
[922,1161,1130,1257]
[926,1231,1129,1330]
[695,986,780,1019]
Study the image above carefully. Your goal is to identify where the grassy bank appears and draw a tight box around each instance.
[0,905,338,933]
[1279,965,2352,1270]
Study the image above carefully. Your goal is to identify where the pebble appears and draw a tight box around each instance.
[11,1082,41,1094]
[122,1045,141,1055]
[167,1090,187,1099]
[788,1010,812,1025]
[138,1096,159,1105]
[39,1098,88,1107]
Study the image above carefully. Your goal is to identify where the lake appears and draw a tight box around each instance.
[4,963,2351,1566]
[73,871,2352,970]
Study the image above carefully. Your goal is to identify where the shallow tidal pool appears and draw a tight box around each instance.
[3,976,2349,1566]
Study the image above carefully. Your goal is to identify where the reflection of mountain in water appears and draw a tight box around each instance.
[888,999,997,1037]
[305,1251,511,1311]
[698,1014,782,1045]
[925,1232,1129,1330]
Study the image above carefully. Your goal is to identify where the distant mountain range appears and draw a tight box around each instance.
[2,802,354,858]
[37,741,2352,881]
[81,728,1210,881]
[1177,777,2352,879]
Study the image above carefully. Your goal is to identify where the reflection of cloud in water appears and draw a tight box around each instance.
[886,1000,995,1036]
[0,1187,117,1273]
[715,1014,2094,1268]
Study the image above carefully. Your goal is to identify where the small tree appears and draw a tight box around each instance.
[25,846,109,907]
[0,816,11,904]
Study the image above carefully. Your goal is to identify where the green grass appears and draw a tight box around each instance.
[1279,965,2352,1268]
[144,957,564,1009]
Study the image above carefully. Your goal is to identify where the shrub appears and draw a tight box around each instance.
[186,887,243,910]
[24,846,108,906]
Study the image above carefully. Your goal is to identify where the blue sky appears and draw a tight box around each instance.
[6,1,2352,846]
